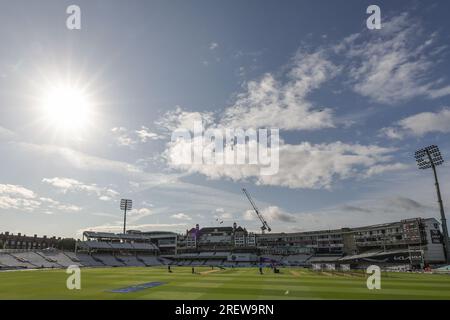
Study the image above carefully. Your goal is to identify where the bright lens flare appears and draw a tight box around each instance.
[42,85,92,131]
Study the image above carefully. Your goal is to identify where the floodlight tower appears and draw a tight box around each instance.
[415,145,449,263]
[120,199,132,234]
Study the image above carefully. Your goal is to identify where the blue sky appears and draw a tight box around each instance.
[1,0,450,238]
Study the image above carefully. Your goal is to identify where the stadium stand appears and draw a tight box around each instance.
[92,254,125,267]
[307,255,341,263]
[63,252,81,263]
[283,254,312,265]
[78,241,112,250]
[75,253,105,267]
[136,255,163,266]
[116,255,146,267]
[37,250,81,267]
[110,243,134,250]
[12,252,61,268]
[158,257,171,264]
[132,243,159,251]
[0,252,35,269]
[2,216,446,271]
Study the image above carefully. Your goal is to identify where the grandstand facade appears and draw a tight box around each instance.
[0,216,447,270]
[257,217,446,266]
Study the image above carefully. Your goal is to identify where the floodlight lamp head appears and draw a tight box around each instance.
[415,145,444,169]
[120,199,132,211]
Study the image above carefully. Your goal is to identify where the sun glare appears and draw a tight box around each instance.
[41,85,92,132]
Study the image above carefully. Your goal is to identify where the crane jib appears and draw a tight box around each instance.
[242,188,272,234]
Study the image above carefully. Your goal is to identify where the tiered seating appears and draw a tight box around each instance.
[0,253,35,268]
[157,257,171,265]
[236,262,252,267]
[177,253,199,259]
[12,252,60,268]
[75,253,105,267]
[92,254,125,267]
[222,262,235,267]
[213,252,230,258]
[178,260,193,266]
[262,255,284,262]
[79,241,112,250]
[116,255,146,267]
[64,252,82,263]
[136,255,162,266]
[131,243,158,251]
[199,252,216,258]
[110,243,134,250]
[39,251,81,267]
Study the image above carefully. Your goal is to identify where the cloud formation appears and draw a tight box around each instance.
[111,126,163,147]
[42,177,119,201]
[343,13,450,104]
[171,213,192,220]
[0,183,81,213]
[221,51,337,130]
[381,107,450,139]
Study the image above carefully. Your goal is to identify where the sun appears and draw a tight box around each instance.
[41,85,92,132]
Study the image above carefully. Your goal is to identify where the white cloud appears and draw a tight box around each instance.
[380,107,450,139]
[42,177,119,201]
[111,127,138,147]
[55,204,82,212]
[261,206,297,223]
[0,184,39,212]
[16,142,180,188]
[0,196,40,212]
[221,51,337,130]
[241,206,296,224]
[158,14,441,189]
[220,212,233,220]
[0,184,36,199]
[0,183,81,213]
[171,212,192,220]
[364,163,410,177]
[378,126,404,140]
[135,126,164,142]
[166,138,405,189]
[243,209,255,221]
[214,208,233,221]
[344,13,450,104]
[157,106,215,132]
[0,125,15,141]
[159,51,338,133]
[209,42,219,50]
[428,86,450,99]
[112,126,164,146]
[127,208,154,223]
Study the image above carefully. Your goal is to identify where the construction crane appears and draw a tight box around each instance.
[242,188,272,234]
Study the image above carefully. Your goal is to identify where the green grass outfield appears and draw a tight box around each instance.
[0,266,449,300]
